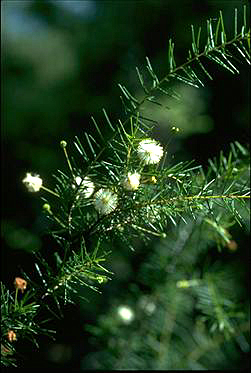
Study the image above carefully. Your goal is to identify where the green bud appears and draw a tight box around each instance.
[60,140,67,148]
[171,126,180,133]
[97,276,106,284]
[43,203,51,212]
[177,280,190,288]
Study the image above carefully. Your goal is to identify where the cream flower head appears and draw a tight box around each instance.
[73,176,95,198]
[137,138,164,164]
[22,172,43,192]
[122,172,141,191]
[117,305,135,324]
[94,188,118,215]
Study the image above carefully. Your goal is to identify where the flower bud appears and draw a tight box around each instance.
[60,140,67,148]
[7,330,17,342]
[14,277,27,293]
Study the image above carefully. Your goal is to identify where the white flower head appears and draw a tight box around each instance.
[94,188,118,215]
[145,302,156,315]
[117,305,135,324]
[22,172,43,192]
[138,296,156,316]
[137,138,164,165]
[73,176,95,198]
[122,172,141,191]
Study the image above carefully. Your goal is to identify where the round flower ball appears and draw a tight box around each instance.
[94,188,118,215]
[117,305,135,324]
[137,138,164,165]
[22,172,43,192]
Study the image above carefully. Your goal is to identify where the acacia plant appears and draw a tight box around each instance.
[1,6,250,368]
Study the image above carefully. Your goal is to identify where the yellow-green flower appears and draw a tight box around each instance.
[122,172,141,191]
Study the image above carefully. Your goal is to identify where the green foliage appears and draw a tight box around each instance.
[83,217,249,369]
[1,282,55,367]
[1,6,250,368]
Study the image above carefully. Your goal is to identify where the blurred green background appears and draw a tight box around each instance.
[1,0,249,369]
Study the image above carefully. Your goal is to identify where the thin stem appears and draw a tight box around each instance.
[137,32,249,109]
[131,223,166,237]
[44,204,67,228]
[62,145,74,177]
[181,194,250,200]
[40,185,60,198]
[133,194,250,210]
[14,288,18,312]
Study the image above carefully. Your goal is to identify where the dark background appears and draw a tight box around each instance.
[1,0,250,369]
